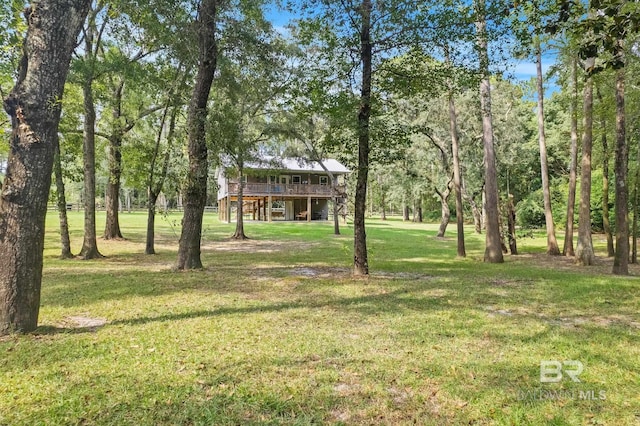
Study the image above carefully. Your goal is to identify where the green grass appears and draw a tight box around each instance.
[1,211,639,425]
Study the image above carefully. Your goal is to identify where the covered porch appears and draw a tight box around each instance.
[218,195,330,223]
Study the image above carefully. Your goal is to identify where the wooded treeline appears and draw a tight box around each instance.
[1,0,639,333]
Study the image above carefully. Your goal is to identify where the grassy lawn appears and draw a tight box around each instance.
[1,211,639,425]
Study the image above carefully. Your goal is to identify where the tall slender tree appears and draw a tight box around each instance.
[292,0,445,274]
[575,68,596,265]
[535,43,561,255]
[563,58,579,257]
[612,67,628,275]
[596,86,615,257]
[475,0,503,263]
[146,102,179,255]
[448,81,466,257]
[77,3,107,259]
[53,143,73,259]
[212,22,296,240]
[102,78,165,241]
[103,78,126,240]
[353,0,373,275]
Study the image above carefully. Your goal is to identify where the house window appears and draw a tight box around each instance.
[319,176,328,185]
[270,176,276,184]
[292,175,301,184]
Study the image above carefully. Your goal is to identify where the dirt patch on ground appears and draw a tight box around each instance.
[372,271,434,281]
[59,315,108,330]
[285,268,434,281]
[288,266,350,278]
[489,278,534,287]
[483,305,640,329]
[548,314,640,329]
[202,239,320,253]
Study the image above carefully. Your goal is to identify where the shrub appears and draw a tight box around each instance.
[516,192,545,228]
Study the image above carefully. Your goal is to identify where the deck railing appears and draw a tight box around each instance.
[226,182,343,197]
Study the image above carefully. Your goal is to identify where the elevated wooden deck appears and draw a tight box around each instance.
[226,183,344,198]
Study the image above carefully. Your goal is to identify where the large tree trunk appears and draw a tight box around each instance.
[612,69,629,275]
[564,59,579,257]
[176,0,219,270]
[0,0,90,335]
[535,47,560,255]
[353,0,372,276]
[104,80,125,240]
[54,143,73,259]
[475,0,503,263]
[449,89,466,257]
[576,74,595,266]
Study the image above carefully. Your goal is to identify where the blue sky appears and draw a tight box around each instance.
[513,60,552,80]
[265,4,558,92]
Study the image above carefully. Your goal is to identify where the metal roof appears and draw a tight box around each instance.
[244,157,350,174]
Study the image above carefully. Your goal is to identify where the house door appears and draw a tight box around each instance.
[280,175,290,184]
[285,200,294,220]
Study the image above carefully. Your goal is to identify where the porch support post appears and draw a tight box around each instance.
[307,196,312,222]
[257,199,261,221]
[263,197,267,220]
[268,195,273,223]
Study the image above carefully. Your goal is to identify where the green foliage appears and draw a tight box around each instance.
[516,167,617,233]
[0,0,26,154]
[377,48,456,99]
[0,0,25,85]
[588,168,615,232]
[516,191,546,228]
[209,11,296,173]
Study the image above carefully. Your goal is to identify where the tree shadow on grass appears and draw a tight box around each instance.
[33,324,105,335]
[108,286,450,328]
